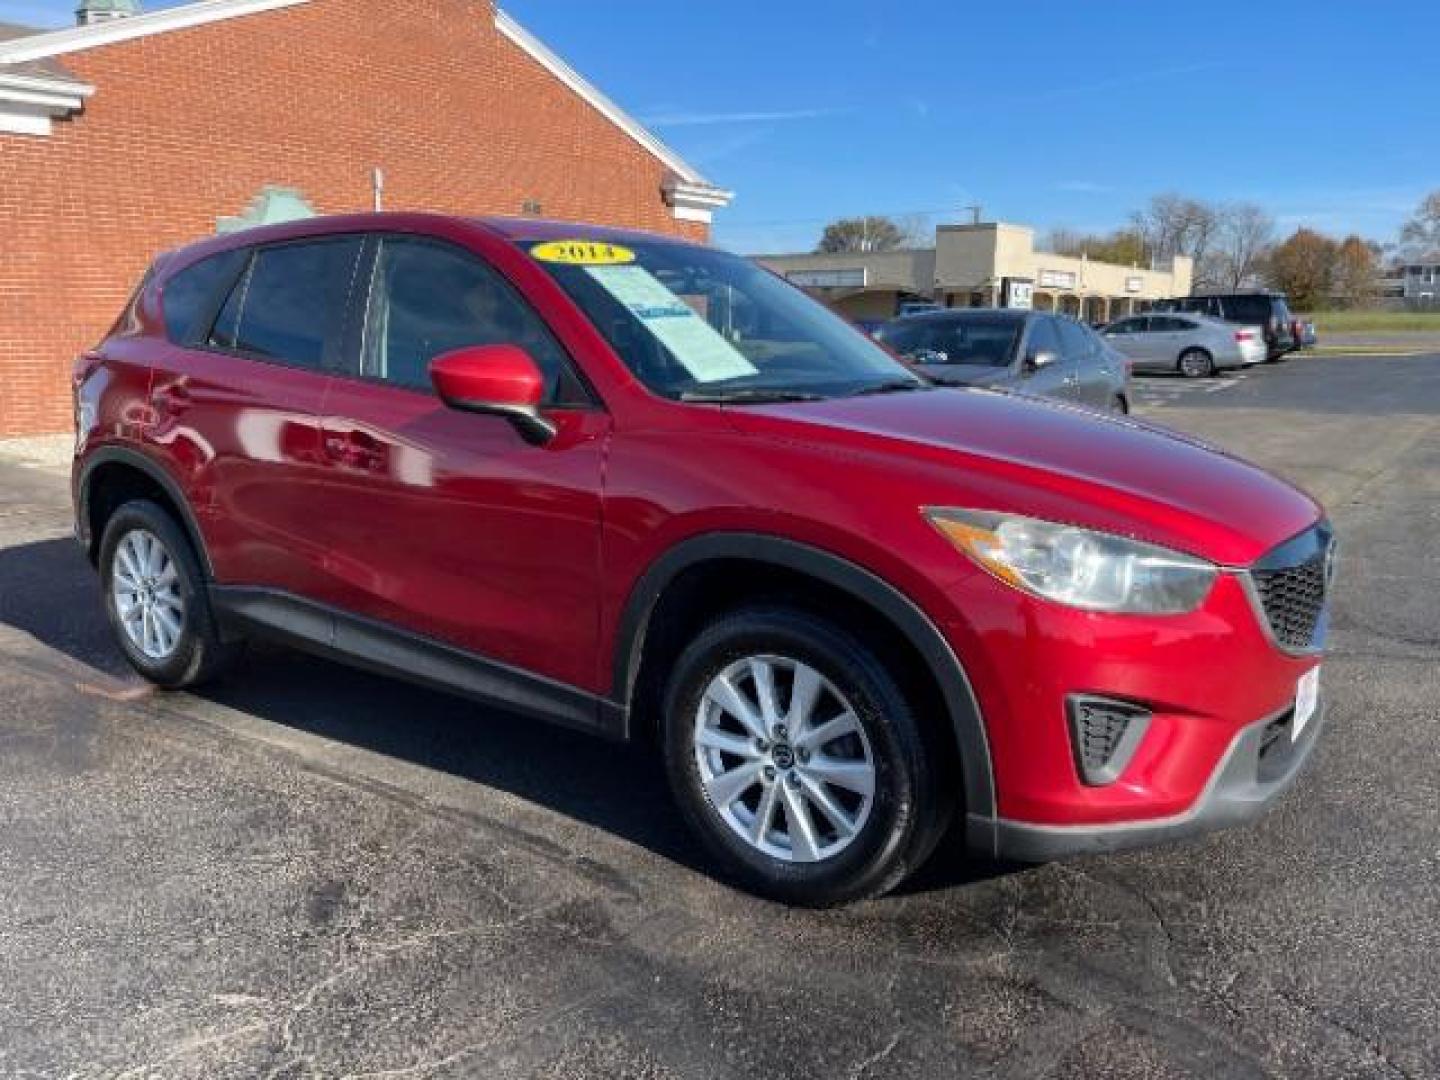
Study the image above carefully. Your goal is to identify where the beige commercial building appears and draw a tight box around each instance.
[757,221,1193,324]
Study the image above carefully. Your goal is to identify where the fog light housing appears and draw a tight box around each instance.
[1068,696,1151,786]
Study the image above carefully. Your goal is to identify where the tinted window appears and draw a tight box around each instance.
[162,250,244,344]
[1056,319,1091,357]
[1106,318,1141,334]
[210,239,363,369]
[1025,317,1062,356]
[1223,296,1272,324]
[529,240,919,400]
[876,315,1020,367]
[362,238,577,401]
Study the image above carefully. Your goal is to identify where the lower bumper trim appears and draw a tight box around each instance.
[967,696,1325,862]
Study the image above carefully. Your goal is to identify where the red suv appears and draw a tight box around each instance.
[73,214,1333,906]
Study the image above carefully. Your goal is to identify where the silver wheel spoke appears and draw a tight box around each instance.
[795,710,861,752]
[786,663,822,731]
[800,775,859,838]
[696,726,761,760]
[778,782,822,862]
[749,658,781,730]
[803,756,875,797]
[118,543,142,583]
[704,761,762,810]
[152,604,182,641]
[750,782,781,844]
[705,675,766,740]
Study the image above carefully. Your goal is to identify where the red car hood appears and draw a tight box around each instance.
[737,387,1322,566]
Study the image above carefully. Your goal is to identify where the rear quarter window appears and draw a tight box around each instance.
[161,250,245,344]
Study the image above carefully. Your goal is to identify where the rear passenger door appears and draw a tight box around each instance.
[148,236,364,600]
[1148,316,1192,369]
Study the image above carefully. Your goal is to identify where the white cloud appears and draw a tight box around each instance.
[641,107,844,128]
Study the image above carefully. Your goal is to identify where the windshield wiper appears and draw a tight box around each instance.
[678,388,829,404]
[846,379,932,397]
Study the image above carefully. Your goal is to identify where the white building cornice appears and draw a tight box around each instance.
[0,72,94,135]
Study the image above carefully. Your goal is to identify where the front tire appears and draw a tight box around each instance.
[662,606,952,906]
[99,500,237,688]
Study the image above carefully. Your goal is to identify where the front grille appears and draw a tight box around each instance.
[1249,525,1333,650]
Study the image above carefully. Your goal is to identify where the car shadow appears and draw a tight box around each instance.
[0,535,1015,897]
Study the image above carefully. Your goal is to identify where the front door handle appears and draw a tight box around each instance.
[324,429,387,473]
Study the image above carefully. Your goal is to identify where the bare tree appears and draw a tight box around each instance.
[1043,226,1146,265]
[1213,203,1276,289]
[1399,190,1440,255]
[815,216,908,254]
[1130,193,1220,281]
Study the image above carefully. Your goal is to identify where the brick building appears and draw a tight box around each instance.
[0,0,732,438]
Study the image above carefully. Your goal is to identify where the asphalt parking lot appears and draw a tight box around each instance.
[1,353,1437,1078]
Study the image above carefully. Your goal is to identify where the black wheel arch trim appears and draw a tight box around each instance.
[613,532,997,823]
[76,446,214,578]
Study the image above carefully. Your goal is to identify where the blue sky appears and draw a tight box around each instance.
[6,0,1437,253]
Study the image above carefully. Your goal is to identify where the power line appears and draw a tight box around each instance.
[717,205,968,229]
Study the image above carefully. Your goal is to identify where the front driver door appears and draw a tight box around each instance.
[1015,315,1075,400]
[309,234,610,700]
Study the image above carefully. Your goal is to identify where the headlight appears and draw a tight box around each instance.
[926,508,1217,614]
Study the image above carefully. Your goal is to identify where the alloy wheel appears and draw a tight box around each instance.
[112,528,186,661]
[692,654,876,863]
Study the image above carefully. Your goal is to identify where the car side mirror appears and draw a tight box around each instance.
[1024,348,1059,374]
[429,344,556,445]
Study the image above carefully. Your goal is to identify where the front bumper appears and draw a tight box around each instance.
[967,694,1325,861]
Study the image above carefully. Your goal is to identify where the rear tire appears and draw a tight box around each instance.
[99,500,238,688]
[662,606,953,907]
[1178,348,1214,378]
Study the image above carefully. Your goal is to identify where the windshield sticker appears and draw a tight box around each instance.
[531,240,636,266]
[584,265,759,383]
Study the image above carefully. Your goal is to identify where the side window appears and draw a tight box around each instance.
[876,322,924,355]
[1056,319,1090,358]
[209,239,363,370]
[1025,317,1062,357]
[162,250,244,344]
[362,238,579,402]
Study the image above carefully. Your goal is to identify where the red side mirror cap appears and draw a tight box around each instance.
[429,345,555,444]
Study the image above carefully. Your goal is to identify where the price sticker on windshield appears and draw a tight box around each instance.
[531,240,636,266]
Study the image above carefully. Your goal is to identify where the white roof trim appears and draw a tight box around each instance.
[0,71,95,103]
[0,0,311,65]
[495,8,728,202]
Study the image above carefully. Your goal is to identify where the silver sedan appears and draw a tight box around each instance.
[1101,313,1266,377]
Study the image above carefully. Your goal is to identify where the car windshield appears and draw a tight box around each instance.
[876,316,1021,367]
[521,238,926,402]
